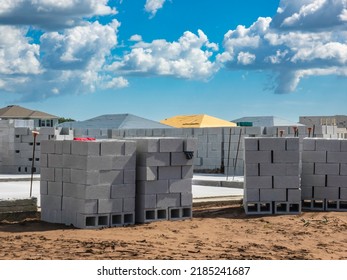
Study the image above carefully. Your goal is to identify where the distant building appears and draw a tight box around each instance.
[160,114,237,128]
[232,116,304,127]
[0,105,59,127]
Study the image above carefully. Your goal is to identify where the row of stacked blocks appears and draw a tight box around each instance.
[40,137,196,228]
[244,137,301,215]
[244,137,347,214]
[302,138,347,211]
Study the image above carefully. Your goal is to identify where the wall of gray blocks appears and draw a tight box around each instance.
[244,137,301,215]
[301,138,347,211]
[40,139,137,229]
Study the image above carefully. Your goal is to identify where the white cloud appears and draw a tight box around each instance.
[129,34,143,42]
[145,0,165,18]
[0,0,117,30]
[109,29,219,80]
[219,0,347,93]
[103,76,129,89]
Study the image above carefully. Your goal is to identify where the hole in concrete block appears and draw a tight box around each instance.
[326,200,338,209]
[29,142,33,146]
[15,135,20,138]
[111,214,122,225]
[289,203,300,212]
[98,216,108,226]
[86,216,96,227]
[339,201,347,210]
[145,210,156,220]
[18,167,21,172]
[182,208,192,218]
[25,167,28,172]
[313,200,324,209]
[124,214,134,224]
[28,158,33,161]
[247,203,258,212]
[260,203,271,212]
[15,150,20,153]
[276,203,287,212]
[157,209,167,219]
[302,200,312,208]
[170,208,180,219]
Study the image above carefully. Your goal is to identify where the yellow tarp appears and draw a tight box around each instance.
[160,114,237,128]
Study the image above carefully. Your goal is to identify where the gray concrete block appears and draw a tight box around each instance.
[125,141,136,155]
[184,138,197,152]
[63,197,98,214]
[260,188,286,201]
[136,166,157,181]
[158,166,182,180]
[40,153,48,168]
[314,186,339,200]
[340,140,347,152]
[157,193,180,208]
[303,138,316,151]
[71,169,100,185]
[286,138,299,151]
[99,170,123,185]
[301,174,326,187]
[71,141,100,156]
[181,166,193,179]
[340,187,347,199]
[327,175,347,188]
[327,152,347,164]
[245,126,263,135]
[98,198,123,213]
[62,141,71,154]
[63,183,111,199]
[100,141,124,156]
[245,151,271,164]
[48,154,63,168]
[137,180,169,194]
[54,168,63,182]
[110,184,136,198]
[40,180,48,195]
[169,179,192,193]
[286,164,300,176]
[137,152,170,167]
[75,213,110,228]
[63,168,71,183]
[273,151,299,163]
[169,207,192,220]
[245,176,272,189]
[259,138,286,151]
[41,167,55,181]
[260,163,286,176]
[47,181,63,196]
[315,163,340,175]
[41,194,62,210]
[244,188,260,202]
[41,140,55,154]
[245,163,259,176]
[315,139,341,152]
[112,154,136,170]
[41,209,62,224]
[302,151,327,163]
[134,138,160,153]
[302,163,314,175]
[123,197,135,212]
[340,164,347,175]
[273,176,300,189]
[301,186,313,199]
[181,193,193,206]
[136,194,157,209]
[124,169,136,184]
[287,189,301,202]
[160,138,184,152]
[54,141,63,154]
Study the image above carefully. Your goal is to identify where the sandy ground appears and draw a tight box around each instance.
[0,202,346,260]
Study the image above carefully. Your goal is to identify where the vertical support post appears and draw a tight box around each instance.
[30,131,39,198]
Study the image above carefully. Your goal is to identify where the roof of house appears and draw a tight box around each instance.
[232,116,304,127]
[160,114,237,128]
[58,114,172,129]
[0,105,58,120]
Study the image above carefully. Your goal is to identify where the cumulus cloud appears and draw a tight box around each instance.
[129,34,143,42]
[219,0,347,93]
[145,0,166,18]
[108,29,219,80]
[0,0,117,30]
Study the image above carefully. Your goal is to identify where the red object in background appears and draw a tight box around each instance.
[73,137,96,141]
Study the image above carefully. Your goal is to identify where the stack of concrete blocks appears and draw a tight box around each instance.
[244,137,301,215]
[125,137,196,223]
[40,139,137,229]
[54,127,74,141]
[301,138,347,211]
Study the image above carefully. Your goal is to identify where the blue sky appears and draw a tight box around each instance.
[0,0,347,122]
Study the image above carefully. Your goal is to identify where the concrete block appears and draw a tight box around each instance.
[71,141,100,156]
[245,163,259,176]
[315,163,340,175]
[244,202,273,215]
[63,183,111,199]
[181,166,193,179]
[181,193,193,206]
[100,170,123,185]
[134,138,159,153]
[47,181,63,196]
[260,188,286,201]
[40,153,48,168]
[157,193,181,208]
[158,166,181,180]
[302,163,315,175]
[273,176,300,189]
[245,151,271,164]
[287,189,301,202]
[136,166,157,181]
[48,154,63,168]
[340,140,347,152]
[169,207,192,220]
[340,164,347,175]
[136,194,157,209]
[112,154,136,170]
[286,138,299,151]
[245,176,272,189]
[184,138,197,152]
[136,208,168,223]
[314,186,339,200]
[63,168,71,183]
[41,209,62,224]
[62,141,71,154]
[137,152,170,167]
[137,180,169,194]
[340,188,347,199]
[194,157,202,166]
[123,169,136,184]
[315,139,341,152]
[273,151,299,163]
[100,141,124,156]
[41,194,62,210]
[259,138,286,151]
[75,213,110,229]
[274,202,301,214]
[169,179,192,193]
[70,169,100,185]
[303,138,316,151]
[41,140,55,154]
[286,164,300,176]
[302,151,327,163]
[244,188,260,202]
[40,167,55,181]
[54,141,63,154]
[327,152,347,164]
[63,197,98,214]
[160,138,184,152]
[125,141,136,155]
[301,174,326,187]
[110,184,136,198]
[327,175,347,188]
[260,163,286,176]
[245,126,263,135]
[98,198,123,213]
[301,186,313,199]
[54,168,63,182]
[40,180,48,195]
[123,197,135,212]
